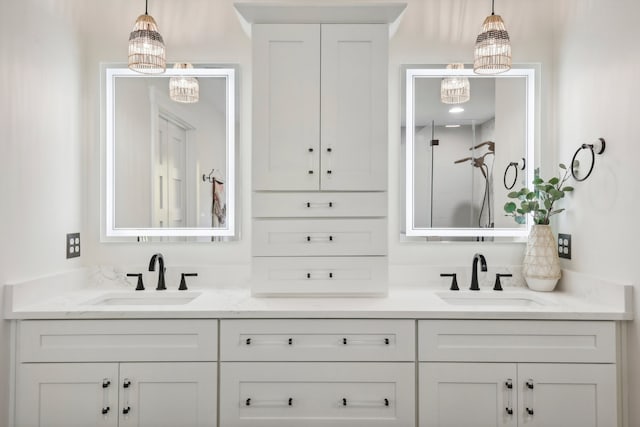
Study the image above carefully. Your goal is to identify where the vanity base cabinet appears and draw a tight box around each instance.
[219,362,415,427]
[16,362,217,427]
[419,362,616,427]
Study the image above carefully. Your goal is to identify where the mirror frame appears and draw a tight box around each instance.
[405,67,535,238]
[104,67,236,238]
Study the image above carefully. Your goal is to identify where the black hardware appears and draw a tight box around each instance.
[493,273,512,291]
[440,273,459,291]
[327,148,332,152]
[470,253,487,291]
[288,398,293,406]
[246,338,251,345]
[526,408,534,415]
[329,202,333,207]
[127,274,144,291]
[102,379,111,388]
[329,235,333,241]
[526,381,534,389]
[571,138,606,182]
[308,170,314,174]
[288,338,293,345]
[383,398,389,406]
[306,202,311,207]
[179,273,197,291]
[308,147,314,152]
[102,407,110,415]
[307,236,311,242]
[384,338,390,345]
[245,398,251,406]
[148,253,166,291]
[503,158,525,190]
[123,380,131,388]
[122,407,131,415]
[342,398,347,406]
[505,381,513,389]
[202,169,224,184]
[430,139,439,147]
[329,272,333,279]
[306,202,333,208]
[342,337,347,345]
[306,273,311,279]
[506,407,513,415]
[327,170,332,174]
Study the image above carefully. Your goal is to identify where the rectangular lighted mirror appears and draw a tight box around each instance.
[405,67,534,238]
[104,67,236,239]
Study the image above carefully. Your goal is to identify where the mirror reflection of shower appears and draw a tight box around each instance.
[416,119,496,231]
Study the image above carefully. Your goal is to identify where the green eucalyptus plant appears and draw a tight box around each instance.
[504,164,574,225]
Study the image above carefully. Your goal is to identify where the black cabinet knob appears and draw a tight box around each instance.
[102,407,110,415]
[122,407,131,415]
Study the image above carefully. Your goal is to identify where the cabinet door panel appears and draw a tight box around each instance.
[419,362,517,427]
[321,24,387,191]
[119,362,216,427]
[517,363,617,427]
[253,24,321,190]
[17,363,118,427]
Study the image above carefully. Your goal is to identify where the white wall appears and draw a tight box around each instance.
[552,0,640,424]
[0,1,85,424]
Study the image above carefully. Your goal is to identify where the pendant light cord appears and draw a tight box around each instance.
[491,0,495,15]
[145,0,148,15]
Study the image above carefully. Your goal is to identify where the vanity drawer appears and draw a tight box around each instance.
[251,256,387,296]
[253,192,386,218]
[253,218,387,256]
[219,362,414,427]
[18,319,218,362]
[418,320,616,363]
[220,319,414,361]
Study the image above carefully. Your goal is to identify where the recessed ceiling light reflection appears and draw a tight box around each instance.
[445,124,461,128]
[449,107,465,113]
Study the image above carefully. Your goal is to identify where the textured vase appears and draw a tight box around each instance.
[522,224,561,292]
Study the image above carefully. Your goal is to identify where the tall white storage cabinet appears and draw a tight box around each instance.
[242,4,406,296]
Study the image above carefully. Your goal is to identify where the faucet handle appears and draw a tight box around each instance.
[440,273,459,291]
[126,273,144,291]
[493,273,513,291]
[179,273,198,291]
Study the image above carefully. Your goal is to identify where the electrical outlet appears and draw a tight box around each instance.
[558,233,571,259]
[66,232,80,259]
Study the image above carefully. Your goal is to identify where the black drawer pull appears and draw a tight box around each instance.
[102,406,110,415]
[329,272,333,279]
[306,273,311,279]
[246,398,251,406]
[308,170,314,174]
[123,380,131,389]
[526,381,534,389]
[246,338,252,345]
[122,407,130,415]
[306,236,311,242]
[526,408,534,415]
[288,398,293,406]
[327,170,332,174]
[384,338,390,345]
[342,398,347,406]
[506,407,513,415]
[327,147,332,152]
[342,338,348,345]
[308,147,314,152]
[288,338,293,345]
[384,398,389,407]
[102,379,111,388]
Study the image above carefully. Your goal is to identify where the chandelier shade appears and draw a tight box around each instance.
[128,1,166,74]
[473,1,512,75]
[170,63,200,103]
[441,63,470,104]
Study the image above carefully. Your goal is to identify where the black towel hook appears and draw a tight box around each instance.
[503,157,526,190]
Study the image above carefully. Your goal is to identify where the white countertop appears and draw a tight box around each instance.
[5,286,632,320]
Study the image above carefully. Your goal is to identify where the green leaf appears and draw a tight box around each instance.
[515,216,526,224]
[563,186,574,192]
[526,192,536,200]
[533,177,544,185]
[559,163,567,169]
[544,199,552,209]
[504,202,517,213]
[507,191,520,199]
[549,177,560,185]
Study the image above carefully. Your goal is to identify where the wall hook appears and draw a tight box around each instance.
[503,157,526,190]
[571,138,606,182]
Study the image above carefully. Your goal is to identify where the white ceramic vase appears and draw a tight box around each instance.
[522,224,561,292]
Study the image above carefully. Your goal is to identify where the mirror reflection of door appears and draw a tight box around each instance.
[154,114,188,229]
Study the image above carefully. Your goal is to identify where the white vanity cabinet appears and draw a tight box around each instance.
[219,319,416,427]
[14,320,218,427]
[252,23,387,191]
[417,320,618,427]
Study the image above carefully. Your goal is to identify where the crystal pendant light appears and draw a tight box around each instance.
[128,0,166,74]
[170,63,200,103]
[473,0,512,74]
[441,63,470,104]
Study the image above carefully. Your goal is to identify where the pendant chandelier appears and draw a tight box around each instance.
[473,0,511,74]
[441,63,470,104]
[128,0,166,74]
[170,63,200,104]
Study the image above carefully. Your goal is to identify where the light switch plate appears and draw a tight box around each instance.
[558,233,571,259]
[66,232,80,259]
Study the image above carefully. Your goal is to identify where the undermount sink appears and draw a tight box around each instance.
[436,291,548,307]
[87,292,202,306]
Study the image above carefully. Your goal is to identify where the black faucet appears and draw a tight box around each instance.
[470,253,487,291]
[148,253,166,291]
